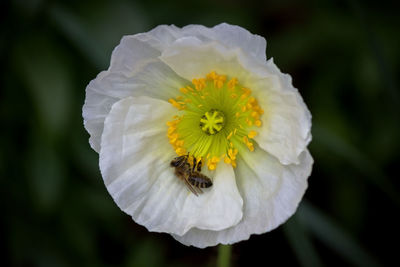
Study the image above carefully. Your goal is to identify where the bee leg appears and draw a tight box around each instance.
[183,178,198,197]
[197,160,202,172]
[192,156,197,172]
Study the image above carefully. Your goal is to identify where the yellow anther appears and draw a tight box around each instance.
[187,155,194,165]
[248,130,258,138]
[176,147,186,156]
[259,108,264,115]
[168,98,183,110]
[213,75,226,89]
[235,112,240,117]
[231,160,237,168]
[251,111,259,118]
[224,157,231,164]
[206,153,210,159]
[241,106,247,112]
[185,98,192,103]
[180,87,188,94]
[201,95,206,99]
[246,142,254,151]
[243,136,249,144]
[166,121,176,127]
[227,78,238,89]
[242,87,251,94]
[207,71,218,80]
[228,148,238,160]
[246,102,253,109]
[234,128,237,135]
[248,97,256,103]
[167,127,176,134]
[226,131,233,140]
[169,133,178,143]
[211,156,220,163]
[176,96,183,100]
[214,80,223,89]
[187,86,194,92]
[230,142,233,147]
[192,78,206,91]
[208,163,216,170]
[176,140,184,147]
[255,120,262,127]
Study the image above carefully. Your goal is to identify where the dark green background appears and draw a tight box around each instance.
[1,0,399,266]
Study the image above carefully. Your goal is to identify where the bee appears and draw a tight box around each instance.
[170,154,213,196]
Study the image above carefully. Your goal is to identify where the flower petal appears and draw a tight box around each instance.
[253,60,312,165]
[159,36,256,83]
[172,148,313,248]
[181,23,266,62]
[83,35,186,152]
[100,96,243,236]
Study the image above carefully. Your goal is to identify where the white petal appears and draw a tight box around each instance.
[209,23,266,61]
[173,148,313,248]
[82,34,187,152]
[100,96,243,236]
[134,25,182,51]
[253,59,312,165]
[136,23,266,62]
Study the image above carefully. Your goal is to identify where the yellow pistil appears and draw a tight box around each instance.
[166,71,265,171]
[199,109,225,135]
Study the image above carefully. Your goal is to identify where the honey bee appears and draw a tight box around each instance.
[170,154,213,196]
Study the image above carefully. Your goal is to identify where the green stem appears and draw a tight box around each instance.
[217,244,232,267]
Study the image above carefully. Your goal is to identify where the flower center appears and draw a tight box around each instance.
[166,71,264,170]
[200,109,225,135]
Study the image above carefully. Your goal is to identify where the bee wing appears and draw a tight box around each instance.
[183,178,199,197]
[196,187,203,194]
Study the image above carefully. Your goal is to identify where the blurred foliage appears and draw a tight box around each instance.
[1,0,399,266]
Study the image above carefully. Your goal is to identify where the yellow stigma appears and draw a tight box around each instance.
[166,71,264,170]
[199,109,225,135]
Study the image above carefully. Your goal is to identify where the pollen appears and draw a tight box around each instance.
[166,71,265,171]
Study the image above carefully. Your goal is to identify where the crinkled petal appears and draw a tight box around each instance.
[159,37,261,84]
[135,23,266,62]
[83,34,187,152]
[173,148,313,248]
[99,96,243,236]
[253,59,312,165]
[180,23,266,62]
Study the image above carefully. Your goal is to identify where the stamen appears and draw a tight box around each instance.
[166,71,264,171]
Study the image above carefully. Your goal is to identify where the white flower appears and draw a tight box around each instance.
[83,23,313,248]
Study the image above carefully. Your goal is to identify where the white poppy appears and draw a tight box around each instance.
[83,23,313,248]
